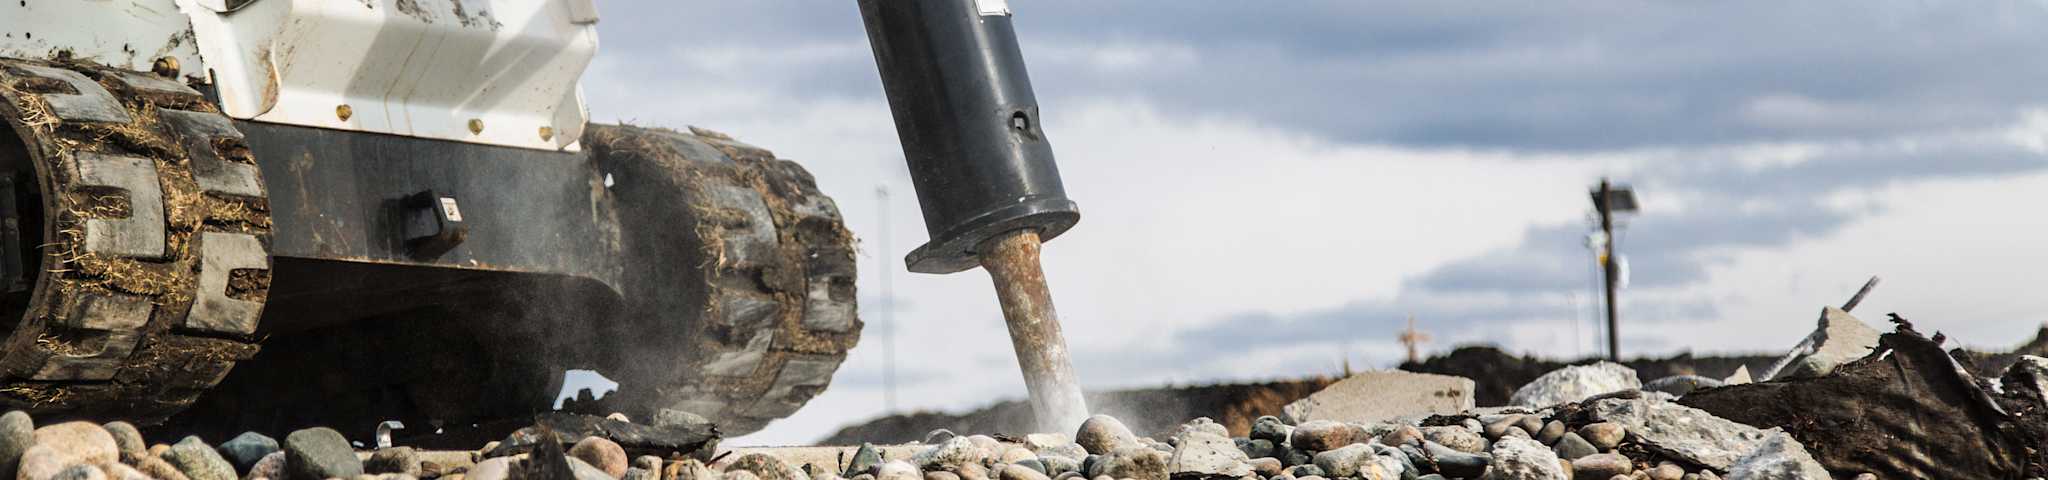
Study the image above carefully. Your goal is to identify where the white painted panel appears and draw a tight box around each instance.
[0,0,203,73]
[184,0,596,151]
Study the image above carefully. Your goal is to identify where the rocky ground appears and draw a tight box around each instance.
[0,307,2043,480]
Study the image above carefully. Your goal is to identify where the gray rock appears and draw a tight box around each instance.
[1785,307,1881,379]
[1500,427,1530,440]
[1074,416,1137,456]
[924,430,957,445]
[1280,447,1313,468]
[1250,417,1293,445]
[1552,433,1597,460]
[1284,465,1323,478]
[1420,442,1488,479]
[244,451,286,480]
[217,432,279,474]
[1288,421,1365,452]
[1038,455,1080,477]
[1570,453,1632,479]
[365,447,422,476]
[468,457,515,480]
[927,472,961,480]
[1085,447,1167,480]
[1576,422,1626,450]
[164,437,239,480]
[1514,417,1543,438]
[913,437,984,471]
[669,459,718,480]
[1420,427,1486,454]
[135,456,189,480]
[1166,431,1251,477]
[1282,372,1476,426]
[1247,458,1282,478]
[847,443,884,477]
[1647,464,1684,480]
[1724,429,1830,480]
[1588,397,1769,471]
[625,468,656,480]
[1480,438,1565,480]
[284,427,364,480]
[1509,362,1642,408]
[31,422,119,466]
[653,409,711,429]
[102,422,146,463]
[1013,459,1047,476]
[0,411,31,480]
[1643,376,1725,397]
[1483,416,1521,440]
[1173,418,1230,444]
[634,456,662,472]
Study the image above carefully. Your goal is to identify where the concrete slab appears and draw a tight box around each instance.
[1282,371,1475,425]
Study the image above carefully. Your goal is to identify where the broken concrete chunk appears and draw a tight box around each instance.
[1283,371,1475,425]
[1509,362,1640,408]
[1165,431,1251,478]
[1588,396,1767,471]
[1723,365,1753,385]
[1788,307,1881,378]
[1643,375,1724,397]
[1725,429,1831,480]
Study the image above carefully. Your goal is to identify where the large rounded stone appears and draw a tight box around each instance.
[1249,417,1293,445]
[0,411,32,480]
[912,437,983,471]
[1074,416,1137,456]
[283,428,362,480]
[1553,433,1597,460]
[162,437,237,480]
[569,438,629,479]
[32,422,119,467]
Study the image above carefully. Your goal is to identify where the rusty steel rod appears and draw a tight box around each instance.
[978,229,1090,433]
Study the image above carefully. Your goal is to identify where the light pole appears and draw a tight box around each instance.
[1590,179,1637,361]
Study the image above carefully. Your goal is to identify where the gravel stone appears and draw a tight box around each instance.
[665,459,716,480]
[1552,433,1597,460]
[1165,431,1250,478]
[1510,362,1642,408]
[102,422,146,463]
[1536,421,1566,445]
[1380,426,1422,447]
[1481,437,1566,480]
[50,465,104,480]
[32,422,119,466]
[1420,427,1486,454]
[243,452,285,480]
[726,454,806,480]
[365,447,422,476]
[635,456,662,472]
[914,437,985,471]
[468,458,513,480]
[136,455,190,480]
[873,461,920,480]
[999,447,1038,466]
[846,444,884,477]
[1572,454,1633,479]
[1250,417,1293,445]
[570,437,630,479]
[1576,423,1626,450]
[283,428,363,480]
[923,472,958,480]
[164,437,238,480]
[1247,458,1281,478]
[1279,447,1313,468]
[1309,444,1372,478]
[0,411,32,480]
[924,430,957,445]
[105,463,150,480]
[1420,442,1488,479]
[1284,465,1322,478]
[1643,376,1724,397]
[1085,447,1167,480]
[216,432,279,474]
[723,471,760,480]
[1074,417,1138,456]
[997,465,1046,480]
[1287,421,1364,452]
[1647,464,1683,480]
[1238,439,1275,460]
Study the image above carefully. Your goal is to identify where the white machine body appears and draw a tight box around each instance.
[0,0,599,151]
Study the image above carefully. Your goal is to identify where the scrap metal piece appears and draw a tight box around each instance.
[376,420,405,449]
[979,230,1089,434]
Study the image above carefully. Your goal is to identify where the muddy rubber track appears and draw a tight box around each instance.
[587,124,859,436]
[0,59,271,423]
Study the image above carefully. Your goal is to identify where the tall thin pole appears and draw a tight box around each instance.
[1597,178,1620,362]
[876,186,896,414]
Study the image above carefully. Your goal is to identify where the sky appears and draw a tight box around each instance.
[567,1,2048,444]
